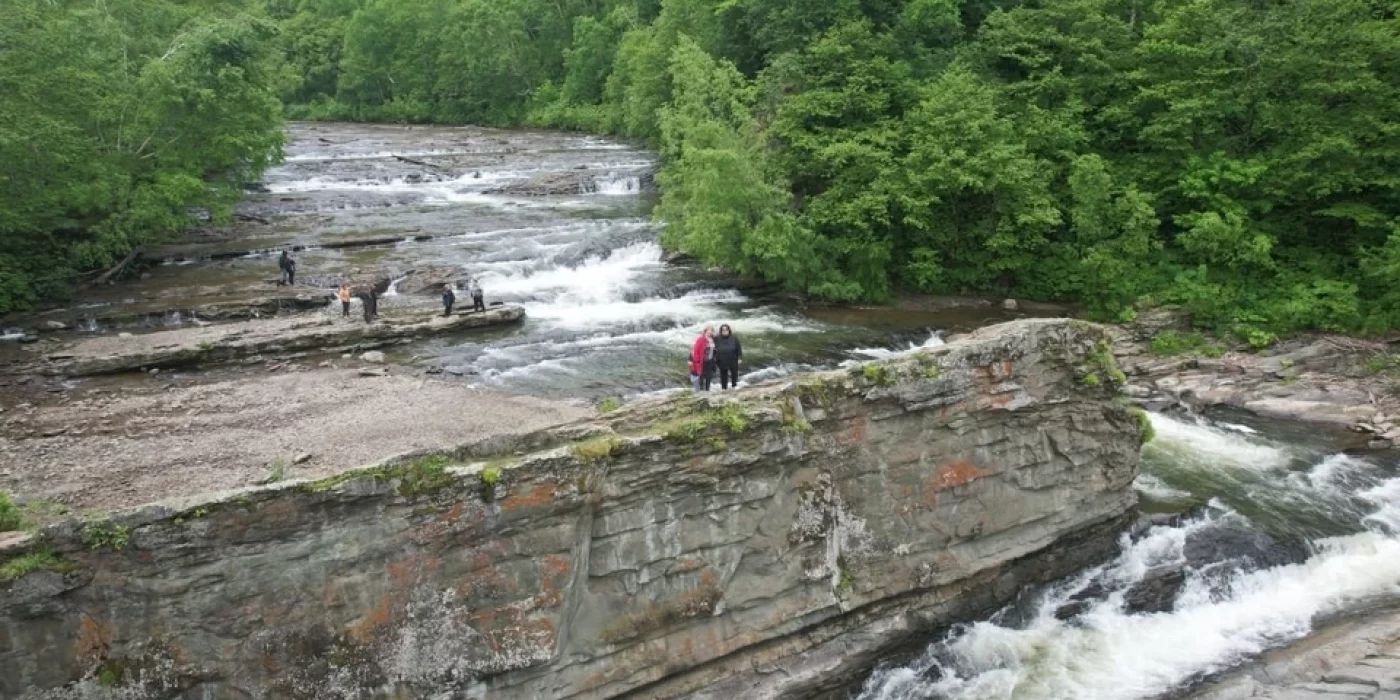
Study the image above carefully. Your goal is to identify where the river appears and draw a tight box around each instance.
[31,123,1400,697]
[53,122,1029,399]
[857,411,1400,700]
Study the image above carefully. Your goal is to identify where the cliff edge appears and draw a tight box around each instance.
[1,318,1145,699]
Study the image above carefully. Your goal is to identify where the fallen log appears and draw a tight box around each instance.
[90,247,142,287]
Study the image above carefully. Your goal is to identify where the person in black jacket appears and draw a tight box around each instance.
[713,324,742,390]
[442,285,456,317]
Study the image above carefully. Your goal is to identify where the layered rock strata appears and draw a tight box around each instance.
[0,318,1144,699]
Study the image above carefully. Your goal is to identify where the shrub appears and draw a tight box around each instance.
[0,492,21,532]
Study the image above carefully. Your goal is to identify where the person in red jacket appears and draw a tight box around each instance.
[689,326,715,391]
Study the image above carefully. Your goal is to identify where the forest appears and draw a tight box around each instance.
[4,0,1398,341]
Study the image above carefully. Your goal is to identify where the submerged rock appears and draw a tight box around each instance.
[486,171,596,196]
[395,266,465,295]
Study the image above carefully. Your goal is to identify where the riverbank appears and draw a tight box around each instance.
[1108,311,1400,449]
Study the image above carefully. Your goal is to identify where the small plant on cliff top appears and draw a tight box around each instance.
[571,435,626,464]
[265,458,287,484]
[1150,331,1221,358]
[0,492,21,532]
[862,364,894,387]
[712,403,750,434]
[396,455,454,497]
[1130,407,1156,443]
[83,521,131,551]
[479,463,504,502]
[597,397,623,413]
[0,549,75,581]
[1080,340,1127,388]
[661,403,752,443]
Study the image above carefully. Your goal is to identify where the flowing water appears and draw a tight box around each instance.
[49,123,1034,398]
[28,124,1395,694]
[856,411,1400,700]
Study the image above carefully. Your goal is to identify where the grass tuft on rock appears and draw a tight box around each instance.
[83,521,131,551]
[0,492,21,532]
[1080,339,1127,388]
[1,549,77,581]
[1150,330,1223,358]
[570,435,627,464]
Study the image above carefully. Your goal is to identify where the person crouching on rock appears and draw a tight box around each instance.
[714,324,743,390]
[471,281,485,313]
[689,326,714,391]
[338,284,352,317]
[442,285,456,317]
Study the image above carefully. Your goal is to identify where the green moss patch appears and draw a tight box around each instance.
[1080,339,1127,388]
[570,435,627,464]
[0,549,77,582]
[657,402,753,444]
[302,454,458,498]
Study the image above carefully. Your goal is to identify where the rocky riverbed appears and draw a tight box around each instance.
[1184,607,1400,700]
[4,122,1400,700]
[1110,310,1400,450]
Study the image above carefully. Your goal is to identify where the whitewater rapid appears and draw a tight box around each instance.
[857,413,1400,700]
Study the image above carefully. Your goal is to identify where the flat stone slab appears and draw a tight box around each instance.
[18,305,525,377]
[1184,609,1400,700]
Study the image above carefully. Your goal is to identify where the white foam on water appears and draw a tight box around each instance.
[1134,473,1193,502]
[858,422,1400,700]
[1218,422,1259,435]
[848,333,946,362]
[381,275,409,298]
[480,241,662,301]
[282,149,481,163]
[593,174,642,195]
[1292,452,1374,496]
[1146,413,1292,472]
[1363,478,1400,533]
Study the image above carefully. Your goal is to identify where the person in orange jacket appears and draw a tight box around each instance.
[338,284,352,317]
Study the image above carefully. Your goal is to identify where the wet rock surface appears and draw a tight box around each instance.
[13,304,525,377]
[1112,312,1400,447]
[0,318,1144,700]
[1179,607,1400,700]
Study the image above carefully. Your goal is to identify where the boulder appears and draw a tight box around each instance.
[486,171,594,196]
[359,351,385,364]
[396,266,466,295]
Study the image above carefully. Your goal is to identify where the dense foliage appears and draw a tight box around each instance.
[0,0,285,314]
[10,0,1400,340]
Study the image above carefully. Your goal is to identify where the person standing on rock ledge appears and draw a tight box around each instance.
[470,281,485,313]
[278,250,296,286]
[690,326,715,391]
[714,324,743,390]
[356,288,378,324]
[442,285,456,317]
[338,284,352,318]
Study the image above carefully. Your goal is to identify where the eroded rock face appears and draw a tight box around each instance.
[0,318,1143,699]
